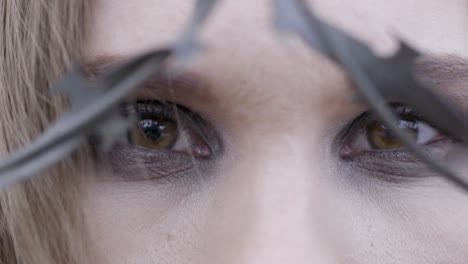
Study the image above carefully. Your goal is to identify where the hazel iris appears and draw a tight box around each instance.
[129,118,178,149]
[367,119,418,150]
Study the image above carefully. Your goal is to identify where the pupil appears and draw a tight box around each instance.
[367,118,419,149]
[140,119,163,140]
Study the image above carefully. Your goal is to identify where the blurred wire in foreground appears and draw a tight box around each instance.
[1,0,468,192]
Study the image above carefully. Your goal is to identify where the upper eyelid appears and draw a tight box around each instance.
[340,104,449,155]
[344,104,428,132]
[121,101,203,132]
[122,101,178,117]
[340,106,415,141]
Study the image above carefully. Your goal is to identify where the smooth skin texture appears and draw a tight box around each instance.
[83,0,468,263]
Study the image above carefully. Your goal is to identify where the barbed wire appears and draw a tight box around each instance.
[1,0,467,192]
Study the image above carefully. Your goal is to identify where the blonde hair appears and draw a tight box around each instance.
[0,0,93,263]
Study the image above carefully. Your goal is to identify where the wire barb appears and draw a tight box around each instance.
[276,0,468,192]
[1,0,468,193]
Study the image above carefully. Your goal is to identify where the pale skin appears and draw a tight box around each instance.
[83,0,468,263]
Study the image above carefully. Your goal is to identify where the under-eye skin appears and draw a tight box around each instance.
[339,104,454,181]
[104,100,221,182]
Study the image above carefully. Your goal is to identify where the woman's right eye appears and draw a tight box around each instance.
[129,118,179,149]
[104,100,221,182]
[126,101,213,158]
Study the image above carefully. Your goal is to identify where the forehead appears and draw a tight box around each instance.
[83,0,468,122]
[85,0,468,57]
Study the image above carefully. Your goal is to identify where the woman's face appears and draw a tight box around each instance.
[83,0,468,263]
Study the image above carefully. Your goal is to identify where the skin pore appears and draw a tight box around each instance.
[83,0,468,263]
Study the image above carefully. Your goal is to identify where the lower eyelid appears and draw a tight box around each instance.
[105,143,195,182]
[345,153,435,184]
[341,139,453,181]
[352,138,451,161]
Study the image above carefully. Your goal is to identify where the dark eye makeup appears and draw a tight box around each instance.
[104,100,221,182]
[340,105,447,156]
[338,104,455,182]
[124,101,213,158]
[104,98,457,184]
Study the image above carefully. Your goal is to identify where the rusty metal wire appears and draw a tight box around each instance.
[1,0,468,192]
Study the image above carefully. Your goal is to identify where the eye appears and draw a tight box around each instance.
[341,105,445,157]
[366,118,439,150]
[129,118,178,149]
[125,101,212,158]
[105,100,221,182]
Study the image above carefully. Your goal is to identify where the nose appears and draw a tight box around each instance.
[200,134,339,264]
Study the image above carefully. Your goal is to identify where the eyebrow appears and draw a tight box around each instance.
[83,53,468,94]
[83,54,211,97]
[415,54,468,85]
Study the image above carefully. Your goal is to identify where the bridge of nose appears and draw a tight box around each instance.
[197,132,339,264]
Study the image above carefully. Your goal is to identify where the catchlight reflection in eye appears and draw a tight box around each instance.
[367,119,418,150]
[126,101,213,158]
[341,106,444,157]
[130,118,179,149]
[366,119,441,150]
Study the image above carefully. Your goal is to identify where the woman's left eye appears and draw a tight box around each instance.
[341,105,445,156]
[366,118,440,150]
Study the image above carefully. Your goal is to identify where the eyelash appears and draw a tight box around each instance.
[104,100,218,182]
[344,105,425,137]
[122,100,191,124]
[338,104,453,182]
[107,100,454,184]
